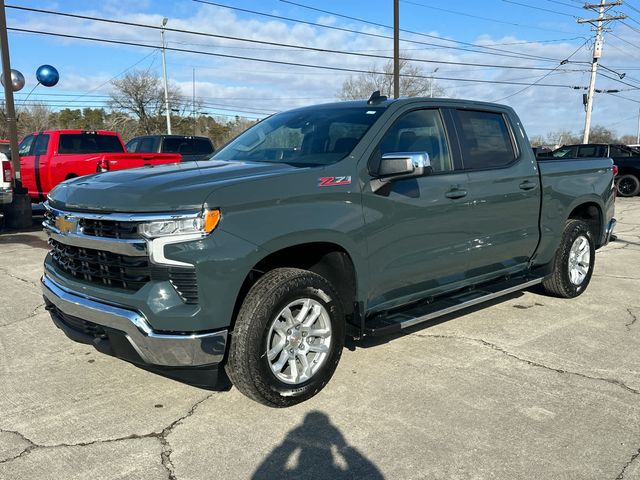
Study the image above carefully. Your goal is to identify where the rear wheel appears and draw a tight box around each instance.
[542,219,595,298]
[616,174,640,197]
[225,268,345,407]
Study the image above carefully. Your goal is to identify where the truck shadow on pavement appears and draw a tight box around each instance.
[251,411,384,480]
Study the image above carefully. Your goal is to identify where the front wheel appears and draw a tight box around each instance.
[542,219,595,298]
[226,268,345,407]
[616,174,640,197]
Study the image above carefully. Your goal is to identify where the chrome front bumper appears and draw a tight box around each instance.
[41,274,227,367]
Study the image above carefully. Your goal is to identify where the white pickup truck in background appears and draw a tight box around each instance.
[0,151,13,206]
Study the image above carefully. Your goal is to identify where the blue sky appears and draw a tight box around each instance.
[5,0,640,138]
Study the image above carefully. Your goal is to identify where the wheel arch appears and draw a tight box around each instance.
[231,241,359,332]
[567,201,603,245]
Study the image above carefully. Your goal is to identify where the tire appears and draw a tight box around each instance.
[542,219,595,298]
[616,174,640,197]
[225,268,345,407]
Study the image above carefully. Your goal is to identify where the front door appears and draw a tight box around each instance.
[362,107,474,313]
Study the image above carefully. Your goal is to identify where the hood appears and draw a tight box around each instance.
[48,159,299,213]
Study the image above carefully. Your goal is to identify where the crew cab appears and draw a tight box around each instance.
[125,135,214,162]
[538,143,640,197]
[18,130,182,202]
[41,96,616,407]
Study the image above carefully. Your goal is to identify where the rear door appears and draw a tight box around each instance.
[362,106,474,312]
[451,108,540,279]
[30,133,51,200]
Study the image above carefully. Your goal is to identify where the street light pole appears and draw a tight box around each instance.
[160,17,172,135]
[429,67,439,98]
[393,0,399,99]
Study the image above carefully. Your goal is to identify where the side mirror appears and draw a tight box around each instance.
[372,152,432,192]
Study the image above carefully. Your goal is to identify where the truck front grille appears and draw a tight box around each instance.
[50,238,151,291]
[79,218,141,239]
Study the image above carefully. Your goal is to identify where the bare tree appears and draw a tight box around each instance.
[109,70,184,135]
[338,58,445,100]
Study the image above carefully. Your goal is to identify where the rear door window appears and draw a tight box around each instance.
[162,138,214,155]
[136,137,155,152]
[33,134,50,156]
[453,110,517,170]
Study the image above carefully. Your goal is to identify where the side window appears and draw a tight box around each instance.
[609,146,630,157]
[377,109,453,173]
[137,137,155,152]
[552,146,577,158]
[18,135,35,156]
[577,146,598,158]
[125,139,139,153]
[454,110,516,169]
[33,134,50,156]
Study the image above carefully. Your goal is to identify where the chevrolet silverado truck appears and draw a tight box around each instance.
[17,130,182,202]
[41,96,616,407]
[538,143,639,197]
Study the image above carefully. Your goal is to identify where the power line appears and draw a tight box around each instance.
[501,0,578,18]
[7,27,588,90]
[279,0,562,62]
[400,0,583,34]
[6,4,572,73]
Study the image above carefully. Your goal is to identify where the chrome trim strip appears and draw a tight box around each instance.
[44,202,200,222]
[398,278,544,330]
[42,274,226,367]
[46,229,147,256]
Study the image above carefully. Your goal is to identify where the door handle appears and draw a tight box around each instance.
[445,188,467,199]
[519,181,537,191]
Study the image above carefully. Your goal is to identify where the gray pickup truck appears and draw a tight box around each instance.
[41,95,616,407]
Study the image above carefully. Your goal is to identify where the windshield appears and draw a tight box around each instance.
[213,107,384,166]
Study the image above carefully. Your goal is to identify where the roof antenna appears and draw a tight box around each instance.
[367,90,387,105]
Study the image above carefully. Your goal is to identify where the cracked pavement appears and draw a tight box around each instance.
[0,198,639,480]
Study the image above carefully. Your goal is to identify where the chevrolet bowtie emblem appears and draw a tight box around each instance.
[55,215,77,234]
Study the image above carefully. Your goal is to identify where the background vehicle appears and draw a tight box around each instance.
[42,97,616,407]
[18,130,182,202]
[125,135,214,162]
[0,152,12,206]
[537,143,640,196]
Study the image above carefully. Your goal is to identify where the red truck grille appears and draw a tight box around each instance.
[50,238,151,291]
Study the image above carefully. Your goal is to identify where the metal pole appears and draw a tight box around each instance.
[578,0,625,143]
[0,0,20,190]
[192,68,196,135]
[582,2,602,145]
[160,18,172,135]
[393,0,399,99]
[637,107,640,144]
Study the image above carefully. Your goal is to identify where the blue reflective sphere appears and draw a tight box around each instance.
[36,65,59,87]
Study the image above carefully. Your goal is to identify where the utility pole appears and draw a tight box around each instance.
[160,17,172,135]
[577,1,625,143]
[636,107,640,144]
[192,68,196,135]
[393,0,399,99]
[0,0,31,228]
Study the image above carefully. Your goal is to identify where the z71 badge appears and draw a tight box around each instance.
[319,176,352,187]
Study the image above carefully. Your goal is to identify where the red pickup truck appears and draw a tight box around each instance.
[17,130,181,202]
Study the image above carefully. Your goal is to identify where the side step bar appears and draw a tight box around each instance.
[363,276,544,337]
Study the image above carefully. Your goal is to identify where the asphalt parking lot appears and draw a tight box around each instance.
[0,198,639,480]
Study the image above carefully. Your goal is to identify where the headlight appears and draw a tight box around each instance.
[138,209,220,239]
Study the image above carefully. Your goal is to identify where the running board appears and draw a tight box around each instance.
[363,276,544,337]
